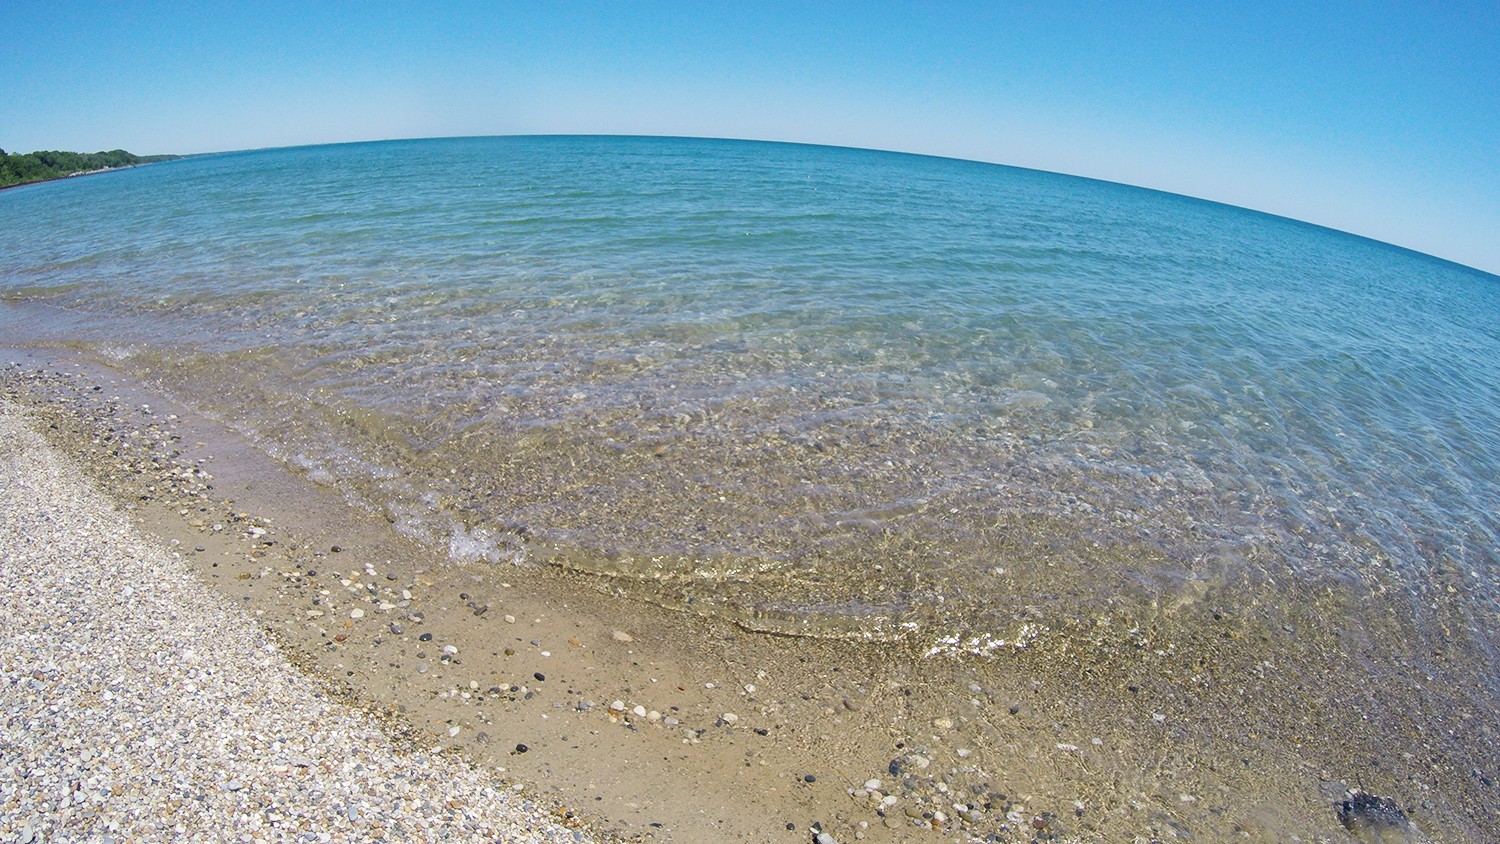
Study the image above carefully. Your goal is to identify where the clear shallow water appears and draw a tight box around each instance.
[3,136,1498,679]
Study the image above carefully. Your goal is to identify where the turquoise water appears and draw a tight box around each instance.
[3,136,1498,688]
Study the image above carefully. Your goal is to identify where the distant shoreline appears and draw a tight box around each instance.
[0,161,158,192]
[0,150,182,192]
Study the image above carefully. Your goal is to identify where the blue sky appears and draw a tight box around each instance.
[3,1,1497,274]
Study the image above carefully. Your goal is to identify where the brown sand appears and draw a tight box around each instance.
[4,345,1490,843]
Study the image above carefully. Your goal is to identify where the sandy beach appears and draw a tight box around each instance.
[0,397,598,843]
[2,348,1489,843]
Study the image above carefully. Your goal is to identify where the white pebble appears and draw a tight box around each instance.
[0,413,598,844]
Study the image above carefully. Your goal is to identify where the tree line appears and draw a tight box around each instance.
[0,148,180,189]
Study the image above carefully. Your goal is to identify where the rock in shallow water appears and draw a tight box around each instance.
[1337,791,1413,842]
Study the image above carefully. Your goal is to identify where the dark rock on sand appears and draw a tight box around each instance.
[1337,790,1413,842]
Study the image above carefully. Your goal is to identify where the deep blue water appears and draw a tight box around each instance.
[2,136,1497,678]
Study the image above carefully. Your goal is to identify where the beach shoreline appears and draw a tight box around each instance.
[0,395,598,843]
[2,348,952,843]
[2,345,1492,842]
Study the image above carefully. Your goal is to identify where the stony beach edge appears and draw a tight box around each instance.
[0,397,601,843]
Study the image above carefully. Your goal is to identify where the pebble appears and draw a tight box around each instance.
[504,614,517,624]
[0,403,595,844]
[611,630,633,642]
[349,608,364,619]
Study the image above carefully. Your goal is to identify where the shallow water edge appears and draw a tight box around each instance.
[4,345,1495,842]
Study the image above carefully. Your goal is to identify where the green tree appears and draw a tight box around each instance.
[0,146,179,188]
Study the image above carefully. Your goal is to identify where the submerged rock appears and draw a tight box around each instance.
[1337,790,1413,843]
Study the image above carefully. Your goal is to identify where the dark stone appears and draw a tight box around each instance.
[1337,791,1410,835]
[803,774,816,783]
[419,633,433,642]
[534,672,545,681]
[514,743,529,753]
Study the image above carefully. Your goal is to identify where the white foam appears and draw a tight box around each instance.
[923,624,1044,658]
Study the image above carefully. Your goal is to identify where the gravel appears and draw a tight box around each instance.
[0,400,597,843]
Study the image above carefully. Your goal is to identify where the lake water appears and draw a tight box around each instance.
[3,135,1497,707]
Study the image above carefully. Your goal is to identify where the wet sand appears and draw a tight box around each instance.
[2,346,1492,842]
[0,398,595,843]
